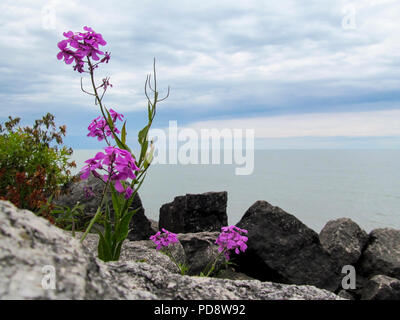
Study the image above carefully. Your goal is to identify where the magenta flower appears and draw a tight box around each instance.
[80,147,140,198]
[150,229,179,251]
[80,151,105,179]
[124,186,133,200]
[215,226,248,260]
[87,109,123,142]
[109,109,124,122]
[101,77,113,91]
[57,26,110,73]
[101,52,111,64]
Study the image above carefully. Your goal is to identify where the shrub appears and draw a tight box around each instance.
[0,113,77,220]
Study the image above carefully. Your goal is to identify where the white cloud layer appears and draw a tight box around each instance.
[1,0,400,148]
[189,109,400,138]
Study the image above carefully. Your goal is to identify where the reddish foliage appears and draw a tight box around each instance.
[0,165,56,224]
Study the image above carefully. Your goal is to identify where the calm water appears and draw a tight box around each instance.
[70,150,400,233]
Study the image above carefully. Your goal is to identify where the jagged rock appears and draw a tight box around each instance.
[235,201,341,291]
[177,232,224,275]
[358,228,400,279]
[52,174,154,241]
[361,275,400,300]
[319,218,368,267]
[105,262,343,300]
[0,200,343,300]
[0,199,154,299]
[159,192,228,233]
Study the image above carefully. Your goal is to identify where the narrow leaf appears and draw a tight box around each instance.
[121,121,127,145]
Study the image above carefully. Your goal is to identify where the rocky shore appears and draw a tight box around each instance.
[1,174,400,300]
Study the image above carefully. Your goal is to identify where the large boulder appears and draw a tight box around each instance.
[0,200,342,300]
[319,218,368,267]
[159,192,228,233]
[358,228,400,280]
[361,275,400,300]
[235,201,342,291]
[52,174,154,241]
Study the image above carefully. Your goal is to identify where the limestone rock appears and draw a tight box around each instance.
[0,199,343,300]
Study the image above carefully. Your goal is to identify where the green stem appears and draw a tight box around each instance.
[165,248,185,275]
[87,59,126,151]
[203,250,226,277]
[80,178,110,243]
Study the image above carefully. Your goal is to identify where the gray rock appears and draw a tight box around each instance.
[105,261,344,300]
[235,201,342,291]
[148,219,159,233]
[0,199,154,299]
[361,275,400,300]
[337,290,356,300]
[178,232,224,275]
[0,200,343,300]
[358,228,400,279]
[214,268,256,281]
[52,174,154,241]
[319,218,368,267]
[159,192,228,233]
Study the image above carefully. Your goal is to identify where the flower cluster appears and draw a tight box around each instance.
[57,26,110,73]
[215,226,248,260]
[150,228,179,251]
[87,109,123,141]
[80,146,139,199]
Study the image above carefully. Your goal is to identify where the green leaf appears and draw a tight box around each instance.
[121,121,127,145]
[113,241,124,260]
[104,203,112,245]
[114,210,136,243]
[139,140,148,166]
[105,108,113,130]
[98,231,112,262]
[138,125,149,145]
[109,182,121,221]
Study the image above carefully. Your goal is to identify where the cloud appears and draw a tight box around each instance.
[0,0,399,149]
[188,109,400,138]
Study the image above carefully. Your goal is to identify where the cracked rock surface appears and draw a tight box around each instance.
[0,200,342,300]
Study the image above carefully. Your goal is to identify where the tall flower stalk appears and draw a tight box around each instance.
[57,26,169,261]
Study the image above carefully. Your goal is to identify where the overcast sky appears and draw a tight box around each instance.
[1,0,400,149]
